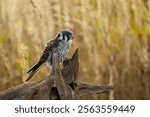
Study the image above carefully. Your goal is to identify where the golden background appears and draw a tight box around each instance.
[0,0,150,99]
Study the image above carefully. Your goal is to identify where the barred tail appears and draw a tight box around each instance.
[26,62,43,81]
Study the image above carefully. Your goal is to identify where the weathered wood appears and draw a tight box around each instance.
[77,83,113,96]
[0,49,112,100]
[51,53,74,99]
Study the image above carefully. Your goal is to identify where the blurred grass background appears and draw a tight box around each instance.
[0,0,150,99]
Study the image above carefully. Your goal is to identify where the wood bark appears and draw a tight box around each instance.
[0,49,112,100]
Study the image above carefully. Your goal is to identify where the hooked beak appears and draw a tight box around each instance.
[72,35,74,40]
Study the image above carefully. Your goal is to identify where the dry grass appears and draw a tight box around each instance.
[0,0,150,99]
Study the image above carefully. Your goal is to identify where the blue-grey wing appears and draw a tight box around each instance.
[39,40,55,64]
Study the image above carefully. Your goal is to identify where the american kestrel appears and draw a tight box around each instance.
[26,30,74,81]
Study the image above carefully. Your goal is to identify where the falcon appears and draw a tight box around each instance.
[26,30,74,81]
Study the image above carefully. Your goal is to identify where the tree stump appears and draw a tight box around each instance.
[0,49,112,100]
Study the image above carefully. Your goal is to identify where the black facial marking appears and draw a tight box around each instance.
[57,33,60,38]
[67,35,70,41]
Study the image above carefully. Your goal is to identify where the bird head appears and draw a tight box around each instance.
[56,30,74,42]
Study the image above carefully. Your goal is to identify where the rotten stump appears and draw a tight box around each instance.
[0,49,112,100]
